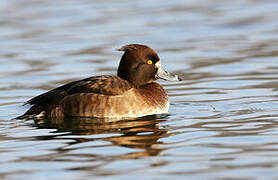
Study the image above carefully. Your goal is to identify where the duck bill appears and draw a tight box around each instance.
[155,62,181,81]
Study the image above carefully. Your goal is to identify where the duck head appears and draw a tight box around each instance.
[117,44,181,87]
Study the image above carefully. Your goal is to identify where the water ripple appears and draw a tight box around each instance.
[1,0,278,179]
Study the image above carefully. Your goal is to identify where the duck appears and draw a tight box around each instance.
[18,44,181,119]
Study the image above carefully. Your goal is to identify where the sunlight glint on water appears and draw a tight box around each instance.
[1,0,278,179]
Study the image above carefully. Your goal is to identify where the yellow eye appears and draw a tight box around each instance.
[147,60,153,64]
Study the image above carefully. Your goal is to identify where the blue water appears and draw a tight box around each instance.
[1,0,278,179]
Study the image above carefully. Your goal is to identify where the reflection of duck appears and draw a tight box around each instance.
[18,44,181,120]
[35,116,169,158]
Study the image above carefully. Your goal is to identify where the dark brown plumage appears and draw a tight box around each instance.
[18,44,181,119]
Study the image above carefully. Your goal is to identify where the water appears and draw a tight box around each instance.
[1,0,278,179]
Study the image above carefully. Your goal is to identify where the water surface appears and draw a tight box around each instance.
[1,0,278,179]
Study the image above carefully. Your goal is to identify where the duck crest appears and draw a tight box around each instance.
[117,44,139,52]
